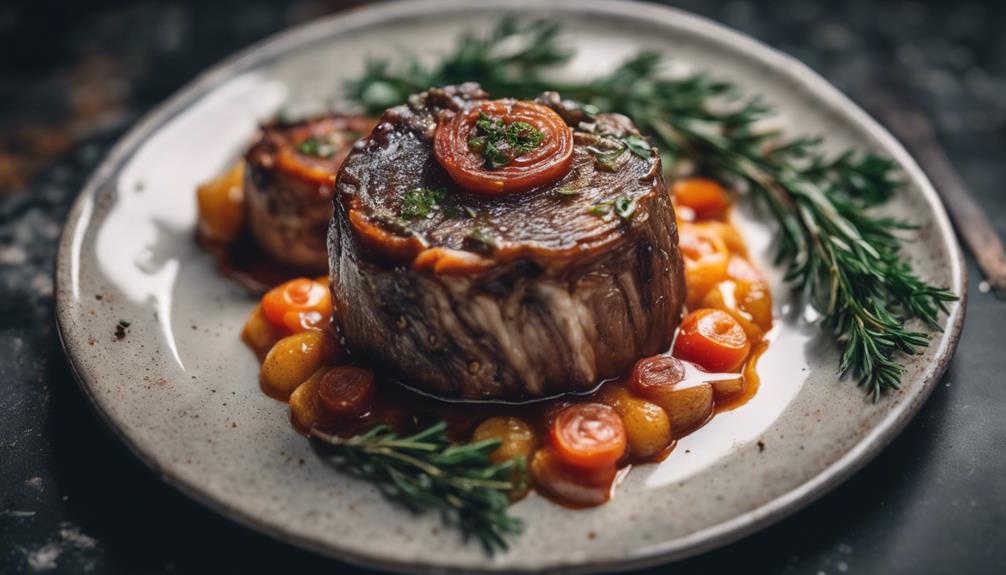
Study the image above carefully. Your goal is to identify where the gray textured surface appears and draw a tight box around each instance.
[1,0,1004,573]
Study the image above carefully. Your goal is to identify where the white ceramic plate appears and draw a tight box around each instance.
[55,1,966,573]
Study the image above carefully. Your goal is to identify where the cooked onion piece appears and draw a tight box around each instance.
[434,99,573,195]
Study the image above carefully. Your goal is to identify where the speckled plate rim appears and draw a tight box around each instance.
[54,0,967,573]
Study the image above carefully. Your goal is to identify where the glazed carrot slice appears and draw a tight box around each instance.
[549,403,626,469]
[261,277,332,334]
[673,178,730,220]
[673,309,751,373]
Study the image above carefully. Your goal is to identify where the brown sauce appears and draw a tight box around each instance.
[198,230,302,296]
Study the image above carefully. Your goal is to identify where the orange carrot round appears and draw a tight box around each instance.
[673,308,751,372]
[673,178,730,220]
[261,277,332,334]
[549,403,626,469]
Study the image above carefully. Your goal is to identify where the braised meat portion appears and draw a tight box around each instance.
[329,84,685,401]
[245,115,375,271]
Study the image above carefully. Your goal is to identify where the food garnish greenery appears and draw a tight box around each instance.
[348,16,956,399]
[326,15,959,554]
[400,187,447,220]
[311,422,525,553]
[467,112,544,169]
[297,136,336,158]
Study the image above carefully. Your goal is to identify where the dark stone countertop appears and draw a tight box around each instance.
[2,1,1004,573]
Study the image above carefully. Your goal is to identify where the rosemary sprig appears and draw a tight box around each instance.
[345,18,957,399]
[565,57,958,399]
[310,422,525,553]
[346,17,571,113]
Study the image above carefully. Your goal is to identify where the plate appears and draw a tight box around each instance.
[54,1,966,572]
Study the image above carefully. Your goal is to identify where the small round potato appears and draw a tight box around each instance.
[646,381,714,436]
[288,368,332,431]
[260,330,339,400]
[196,161,245,243]
[472,416,537,463]
[241,304,283,361]
[618,396,672,458]
[596,385,672,458]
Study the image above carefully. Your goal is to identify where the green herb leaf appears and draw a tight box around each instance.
[311,422,526,554]
[298,137,335,158]
[400,187,447,220]
[117,319,130,328]
[483,141,511,169]
[586,199,614,216]
[622,135,651,158]
[476,112,506,139]
[591,146,626,172]
[442,204,476,219]
[468,112,544,169]
[613,195,637,221]
[506,121,544,154]
[467,136,486,154]
[554,188,580,196]
[465,228,497,253]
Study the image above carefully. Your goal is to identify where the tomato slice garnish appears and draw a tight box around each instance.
[261,277,332,334]
[317,366,375,418]
[433,99,573,195]
[549,403,626,469]
[673,308,751,373]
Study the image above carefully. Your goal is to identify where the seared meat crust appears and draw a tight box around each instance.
[245,115,374,271]
[330,85,685,400]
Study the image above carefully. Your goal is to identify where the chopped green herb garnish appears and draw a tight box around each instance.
[592,146,626,172]
[468,112,544,169]
[400,187,471,221]
[554,188,580,196]
[297,137,336,158]
[476,112,505,139]
[613,195,637,221]
[484,143,512,170]
[622,135,651,158]
[400,187,447,220]
[465,228,497,253]
[467,136,487,154]
[506,121,544,154]
[442,204,476,219]
[586,199,614,216]
[118,319,131,328]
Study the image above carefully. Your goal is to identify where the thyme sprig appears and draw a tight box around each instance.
[311,422,526,553]
[346,17,957,398]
